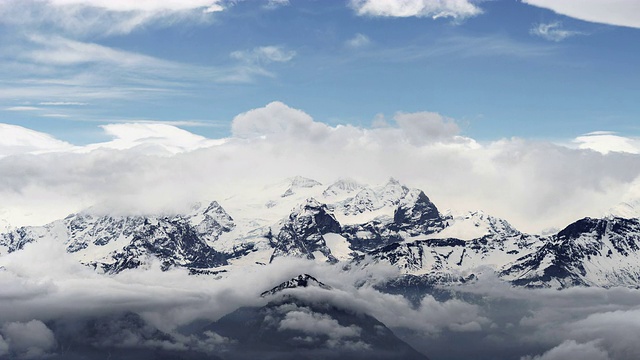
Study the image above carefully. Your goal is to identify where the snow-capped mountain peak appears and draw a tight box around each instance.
[322,178,364,199]
[260,274,331,297]
[281,176,322,197]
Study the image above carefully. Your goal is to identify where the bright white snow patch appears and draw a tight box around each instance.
[323,233,352,261]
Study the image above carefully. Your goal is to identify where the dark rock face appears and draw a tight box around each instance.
[393,189,444,236]
[199,297,429,360]
[0,227,35,253]
[269,198,342,263]
[47,312,225,360]
[100,218,229,273]
[342,218,404,252]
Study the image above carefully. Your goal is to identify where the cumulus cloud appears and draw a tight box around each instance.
[0,123,73,157]
[350,0,483,20]
[1,237,640,360]
[566,310,640,360]
[394,111,461,145]
[573,131,640,155]
[231,101,331,141]
[0,320,57,359]
[521,340,610,360]
[522,0,640,29]
[278,306,362,339]
[530,22,583,42]
[0,335,8,356]
[1,102,639,233]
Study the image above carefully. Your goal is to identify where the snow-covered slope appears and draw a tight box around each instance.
[501,217,640,288]
[0,201,235,273]
[2,176,640,289]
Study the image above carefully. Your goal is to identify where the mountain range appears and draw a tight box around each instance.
[2,176,639,289]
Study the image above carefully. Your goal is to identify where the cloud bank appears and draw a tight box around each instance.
[2,243,640,359]
[522,0,640,29]
[1,101,639,234]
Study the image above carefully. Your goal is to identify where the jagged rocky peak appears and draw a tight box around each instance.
[189,200,235,234]
[394,188,443,235]
[269,198,341,262]
[281,176,322,197]
[289,198,341,233]
[261,274,331,297]
[378,177,410,205]
[337,178,411,216]
[322,177,365,198]
[501,217,640,288]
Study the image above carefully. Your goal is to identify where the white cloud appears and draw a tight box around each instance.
[264,0,290,9]
[522,0,640,29]
[231,46,296,64]
[231,101,331,141]
[566,310,640,360]
[4,106,41,112]
[573,131,640,155]
[0,35,287,106]
[84,123,224,154]
[346,33,372,49]
[350,0,482,20]
[278,306,362,339]
[530,22,583,42]
[23,35,168,67]
[34,0,225,13]
[0,123,73,157]
[39,101,86,106]
[0,0,226,36]
[0,102,639,233]
[394,111,461,145]
[521,340,610,360]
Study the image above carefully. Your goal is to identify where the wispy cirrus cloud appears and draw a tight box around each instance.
[345,34,555,64]
[0,35,296,108]
[4,106,41,112]
[530,22,583,42]
[345,33,372,49]
[230,46,296,64]
[0,0,227,37]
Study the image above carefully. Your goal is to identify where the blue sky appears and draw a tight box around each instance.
[0,0,638,144]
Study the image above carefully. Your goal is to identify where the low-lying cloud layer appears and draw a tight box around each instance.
[1,239,640,359]
[1,101,639,233]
